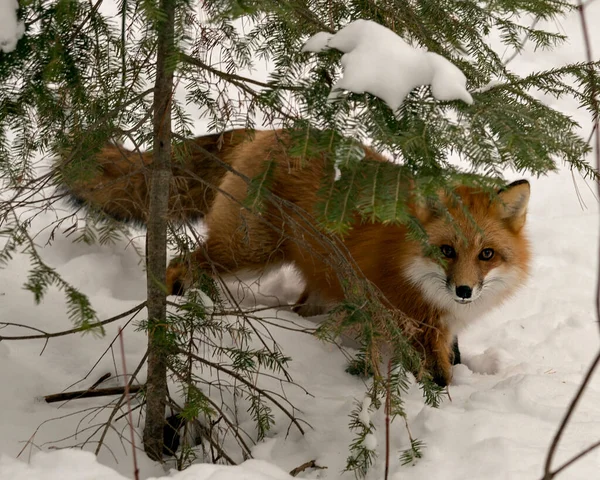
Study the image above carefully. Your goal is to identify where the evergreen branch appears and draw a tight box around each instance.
[180,53,302,91]
[177,349,306,436]
[503,17,540,65]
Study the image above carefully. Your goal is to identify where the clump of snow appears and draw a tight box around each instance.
[0,0,24,53]
[465,347,514,375]
[358,396,373,427]
[302,19,473,110]
[302,31,332,52]
[363,434,378,451]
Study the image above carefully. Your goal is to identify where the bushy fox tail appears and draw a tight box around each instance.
[56,129,247,225]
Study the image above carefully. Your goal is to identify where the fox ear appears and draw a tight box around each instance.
[413,199,435,224]
[412,192,446,224]
[496,180,530,231]
[412,186,454,224]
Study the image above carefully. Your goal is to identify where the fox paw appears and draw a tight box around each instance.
[451,336,461,366]
[422,357,453,388]
[166,258,192,296]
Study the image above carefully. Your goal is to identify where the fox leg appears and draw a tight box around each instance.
[166,225,286,295]
[416,323,454,387]
[451,337,461,365]
[292,288,329,317]
[166,172,287,295]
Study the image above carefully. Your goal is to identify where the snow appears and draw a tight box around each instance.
[0,0,24,53]
[302,19,473,110]
[0,450,294,479]
[358,397,373,427]
[1,7,600,480]
[363,434,377,451]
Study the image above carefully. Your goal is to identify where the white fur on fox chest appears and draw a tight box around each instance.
[440,299,500,335]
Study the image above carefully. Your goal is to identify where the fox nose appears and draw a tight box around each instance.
[455,285,472,299]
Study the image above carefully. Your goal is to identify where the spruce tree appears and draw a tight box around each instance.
[0,0,598,474]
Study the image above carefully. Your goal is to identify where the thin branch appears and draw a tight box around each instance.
[95,350,149,455]
[549,437,600,477]
[62,309,143,392]
[44,385,143,403]
[67,0,105,44]
[576,0,600,336]
[192,418,237,465]
[289,459,327,476]
[542,5,600,475]
[384,358,392,480]
[89,373,112,390]
[542,350,600,479]
[0,301,146,341]
[118,327,140,480]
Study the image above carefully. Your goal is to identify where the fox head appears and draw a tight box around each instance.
[404,180,531,326]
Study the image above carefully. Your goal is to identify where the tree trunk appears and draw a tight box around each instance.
[143,0,175,461]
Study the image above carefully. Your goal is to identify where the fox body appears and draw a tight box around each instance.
[60,129,530,385]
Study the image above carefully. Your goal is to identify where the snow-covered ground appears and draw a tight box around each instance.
[2,5,600,480]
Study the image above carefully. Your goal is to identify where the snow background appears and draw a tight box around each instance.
[1,4,600,480]
[0,0,25,53]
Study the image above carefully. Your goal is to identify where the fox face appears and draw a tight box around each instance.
[404,180,531,331]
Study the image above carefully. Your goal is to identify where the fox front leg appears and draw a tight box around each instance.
[451,336,461,365]
[416,323,454,387]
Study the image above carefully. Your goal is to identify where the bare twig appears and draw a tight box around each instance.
[95,350,148,455]
[119,327,140,480]
[577,0,600,337]
[384,358,392,480]
[541,3,600,477]
[89,373,112,390]
[542,350,600,479]
[550,437,600,478]
[17,406,104,459]
[44,385,143,403]
[192,417,237,465]
[0,301,146,341]
[63,308,144,392]
[289,459,327,476]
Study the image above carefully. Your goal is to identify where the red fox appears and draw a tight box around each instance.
[59,129,531,386]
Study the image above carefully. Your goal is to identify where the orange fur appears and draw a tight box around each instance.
[59,129,531,386]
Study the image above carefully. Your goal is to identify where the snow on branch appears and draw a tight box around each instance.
[302,19,473,110]
[0,0,24,53]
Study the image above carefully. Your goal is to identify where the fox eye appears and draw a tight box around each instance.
[440,244,456,259]
[479,248,495,261]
